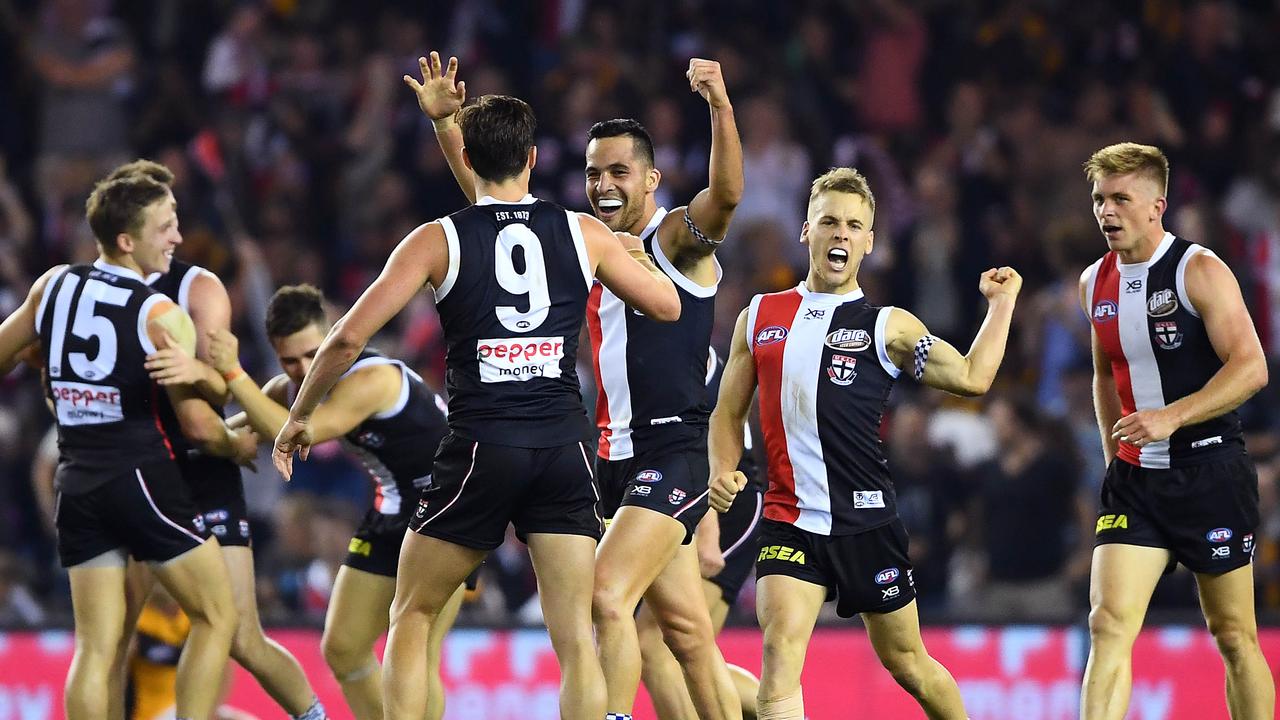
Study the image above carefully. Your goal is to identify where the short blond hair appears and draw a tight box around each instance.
[1083,143,1169,195]
[808,167,876,217]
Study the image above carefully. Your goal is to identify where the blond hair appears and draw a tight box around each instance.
[1082,143,1169,194]
[808,167,876,217]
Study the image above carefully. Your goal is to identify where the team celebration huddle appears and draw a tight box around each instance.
[0,35,1275,720]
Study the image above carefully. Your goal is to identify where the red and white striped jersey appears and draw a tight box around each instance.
[748,284,900,536]
[1085,232,1244,469]
[587,208,720,460]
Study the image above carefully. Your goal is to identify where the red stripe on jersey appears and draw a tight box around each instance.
[1090,254,1140,466]
[586,282,611,458]
[150,383,175,460]
[752,290,804,525]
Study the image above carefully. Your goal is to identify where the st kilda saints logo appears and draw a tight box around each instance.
[1154,320,1182,350]
[827,354,857,386]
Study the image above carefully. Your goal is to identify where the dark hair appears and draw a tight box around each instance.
[587,118,655,167]
[85,175,172,251]
[266,284,326,338]
[104,159,175,186]
[457,94,537,182]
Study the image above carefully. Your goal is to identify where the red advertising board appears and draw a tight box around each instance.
[0,627,1276,719]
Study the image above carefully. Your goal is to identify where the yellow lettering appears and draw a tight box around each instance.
[1114,514,1127,529]
[1096,515,1113,534]
[777,547,793,561]
[348,538,371,557]
[791,551,806,564]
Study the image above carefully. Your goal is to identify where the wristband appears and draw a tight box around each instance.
[222,367,246,383]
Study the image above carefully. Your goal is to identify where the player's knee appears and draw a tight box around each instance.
[760,628,806,670]
[660,614,715,664]
[186,589,236,637]
[1086,604,1139,648]
[879,648,927,697]
[591,585,629,626]
[1208,621,1259,664]
[321,629,368,674]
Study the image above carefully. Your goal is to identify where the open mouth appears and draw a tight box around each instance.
[1102,224,1121,236]
[827,247,849,271]
[596,198,624,220]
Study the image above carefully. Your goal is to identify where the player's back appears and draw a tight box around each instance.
[37,260,175,493]
[432,195,593,448]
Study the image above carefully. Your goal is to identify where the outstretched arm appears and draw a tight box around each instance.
[663,58,742,257]
[886,267,1022,396]
[1111,252,1268,448]
[275,222,446,477]
[405,51,474,203]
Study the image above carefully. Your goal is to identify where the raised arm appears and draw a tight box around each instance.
[1111,252,1268,449]
[708,309,758,513]
[582,214,681,321]
[660,58,742,258]
[886,267,1022,396]
[275,222,446,477]
[405,51,474,203]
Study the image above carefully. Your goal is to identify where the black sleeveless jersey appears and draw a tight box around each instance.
[1086,233,1244,468]
[432,195,593,447]
[748,284,900,536]
[337,349,449,516]
[587,208,719,460]
[37,261,176,494]
[705,345,762,493]
[147,260,241,487]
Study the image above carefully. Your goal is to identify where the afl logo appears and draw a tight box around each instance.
[825,328,872,352]
[1147,288,1178,317]
[1206,528,1233,543]
[1092,300,1117,322]
[635,469,663,483]
[755,326,788,346]
[874,568,900,585]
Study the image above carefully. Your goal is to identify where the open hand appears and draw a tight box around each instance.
[404,51,467,122]
[272,416,314,481]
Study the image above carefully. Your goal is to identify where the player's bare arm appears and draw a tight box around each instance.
[208,327,400,444]
[407,51,474,203]
[275,222,446,477]
[1079,269,1123,465]
[581,214,681,321]
[1111,252,1268,448]
[147,301,257,467]
[658,58,742,265]
[886,267,1022,396]
[0,265,61,376]
[145,270,233,404]
[709,309,756,513]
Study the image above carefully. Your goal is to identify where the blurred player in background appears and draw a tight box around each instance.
[1077,143,1273,720]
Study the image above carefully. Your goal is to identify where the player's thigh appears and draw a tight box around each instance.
[68,559,129,652]
[219,545,264,619]
[1196,564,1261,640]
[596,506,686,605]
[701,579,731,634]
[1087,543,1170,636]
[151,539,234,623]
[527,532,599,637]
[325,565,397,655]
[861,600,927,666]
[642,544,716,640]
[392,531,485,619]
[123,558,157,630]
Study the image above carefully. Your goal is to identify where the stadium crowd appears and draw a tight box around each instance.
[1,0,1280,627]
